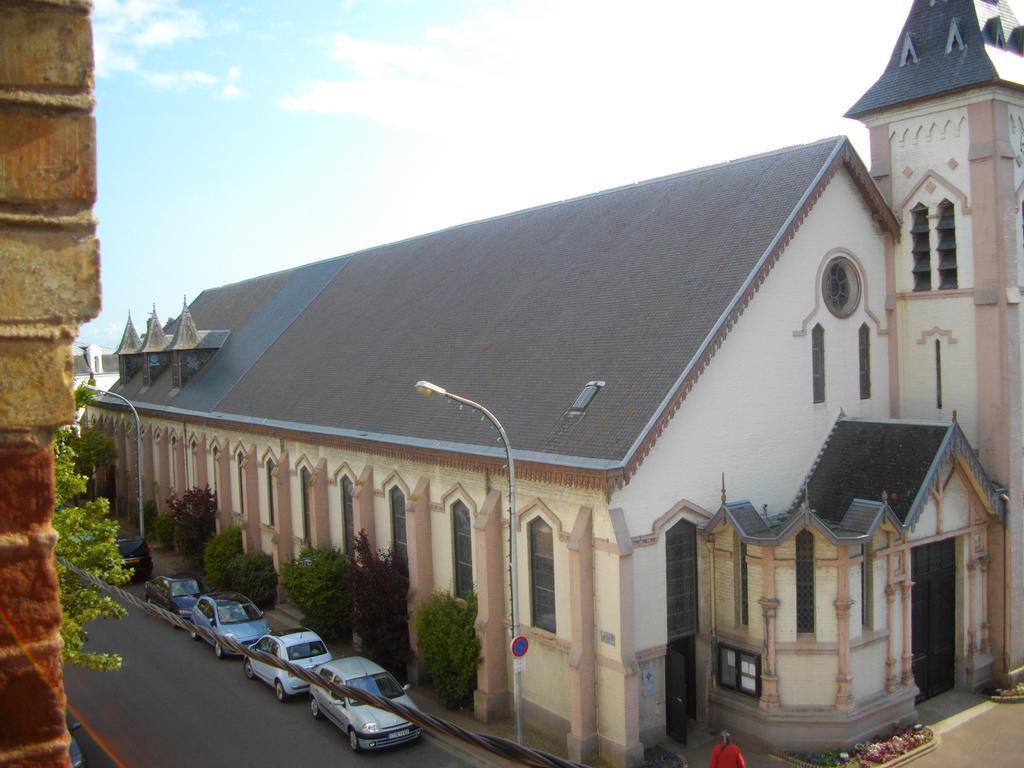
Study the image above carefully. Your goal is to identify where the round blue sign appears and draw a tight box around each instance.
[511,635,529,657]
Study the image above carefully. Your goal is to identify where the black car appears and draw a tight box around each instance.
[117,536,153,581]
[144,574,208,619]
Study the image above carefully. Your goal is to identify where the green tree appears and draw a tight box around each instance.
[281,547,351,640]
[67,426,117,496]
[53,426,130,671]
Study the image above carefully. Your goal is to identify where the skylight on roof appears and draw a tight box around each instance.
[569,381,605,414]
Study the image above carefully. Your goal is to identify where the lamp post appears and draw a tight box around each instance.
[81,351,145,538]
[414,380,523,744]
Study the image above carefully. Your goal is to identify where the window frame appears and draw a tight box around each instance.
[859,323,871,400]
[389,485,407,567]
[341,476,355,558]
[717,643,761,697]
[796,530,815,635]
[811,324,825,404]
[236,450,245,515]
[529,517,556,633]
[451,500,473,599]
[300,466,312,543]
[265,457,276,526]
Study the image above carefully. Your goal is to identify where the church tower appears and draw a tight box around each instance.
[849,0,1024,683]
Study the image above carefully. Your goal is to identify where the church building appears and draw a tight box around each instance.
[90,2,1024,764]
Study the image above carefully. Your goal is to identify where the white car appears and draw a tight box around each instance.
[309,657,421,752]
[243,628,332,701]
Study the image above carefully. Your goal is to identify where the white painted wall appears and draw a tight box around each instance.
[611,170,892,653]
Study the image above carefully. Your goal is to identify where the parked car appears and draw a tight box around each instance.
[117,536,152,581]
[144,574,208,619]
[309,657,421,752]
[189,592,269,658]
[67,713,86,768]
[244,627,332,701]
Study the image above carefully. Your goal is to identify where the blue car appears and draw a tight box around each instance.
[189,592,269,659]
[144,574,208,620]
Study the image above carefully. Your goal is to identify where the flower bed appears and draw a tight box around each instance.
[988,682,1024,702]
[772,725,936,768]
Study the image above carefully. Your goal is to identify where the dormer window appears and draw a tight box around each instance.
[900,33,919,66]
[984,17,1006,48]
[946,19,965,53]
[569,381,605,414]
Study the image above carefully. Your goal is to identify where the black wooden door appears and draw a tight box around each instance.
[911,538,956,701]
[666,642,688,744]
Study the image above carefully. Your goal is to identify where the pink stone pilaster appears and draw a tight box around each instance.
[406,477,433,684]
[473,490,510,722]
[566,506,597,762]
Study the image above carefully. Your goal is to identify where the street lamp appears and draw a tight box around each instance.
[81,351,145,538]
[414,380,523,745]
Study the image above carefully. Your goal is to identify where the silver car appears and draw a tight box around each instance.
[309,657,421,752]
[244,628,332,701]
[189,592,270,658]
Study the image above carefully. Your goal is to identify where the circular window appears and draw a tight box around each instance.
[822,256,861,318]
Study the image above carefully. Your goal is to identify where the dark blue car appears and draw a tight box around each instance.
[144,575,208,620]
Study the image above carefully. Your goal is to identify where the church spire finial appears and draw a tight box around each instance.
[721,472,727,504]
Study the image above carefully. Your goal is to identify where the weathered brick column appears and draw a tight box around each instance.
[0,1,99,765]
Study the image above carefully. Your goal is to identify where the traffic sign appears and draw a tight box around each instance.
[510,635,529,657]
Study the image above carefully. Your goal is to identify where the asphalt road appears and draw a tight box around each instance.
[63,585,475,768]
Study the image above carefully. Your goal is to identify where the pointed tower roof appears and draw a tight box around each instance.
[847,0,1024,119]
[169,297,202,350]
[115,312,142,354]
[140,305,170,352]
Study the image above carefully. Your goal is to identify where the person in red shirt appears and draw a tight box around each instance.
[709,730,746,768]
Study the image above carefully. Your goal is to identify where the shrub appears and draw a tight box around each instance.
[416,591,480,708]
[280,547,351,640]
[167,487,217,567]
[227,551,277,608]
[150,512,176,550]
[349,531,411,677]
[204,525,243,589]
[142,500,158,536]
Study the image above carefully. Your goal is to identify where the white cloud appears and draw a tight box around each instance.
[277,0,910,177]
[143,65,242,98]
[93,0,206,77]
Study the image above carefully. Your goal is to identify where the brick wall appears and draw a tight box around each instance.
[0,1,99,766]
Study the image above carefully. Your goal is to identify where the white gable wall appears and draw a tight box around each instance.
[614,170,893,651]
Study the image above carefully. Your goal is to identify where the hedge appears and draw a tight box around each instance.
[203,525,242,590]
[280,547,351,640]
[416,591,480,708]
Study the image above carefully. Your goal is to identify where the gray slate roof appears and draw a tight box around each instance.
[711,418,1004,546]
[847,0,1024,118]
[111,138,879,466]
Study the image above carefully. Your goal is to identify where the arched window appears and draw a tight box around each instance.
[265,458,276,526]
[300,467,312,543]
[211,446,219,497]
[859,323,871,399]
[188,439,197,487]
[811,324,825,403]
[796,530,815,634]
[452,500,473,598]
[529,518,555,632]
[389,486,407,567]
[341,476,355,558]
[169,436,177,487]
[236,451,245,514]
[666,519,697,639]
[911,203,931,291]
[936,200,958,289]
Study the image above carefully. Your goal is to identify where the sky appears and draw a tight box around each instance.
[80,0,914,349]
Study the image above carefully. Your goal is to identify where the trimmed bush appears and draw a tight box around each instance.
[280,547,351,640]
[204,525,242,589]
[167,487,217,567]
[416,592,480,708]
[227,551,277,608]
[349,531,410,677]
[151,512,175,550]
[142,500,158,536]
